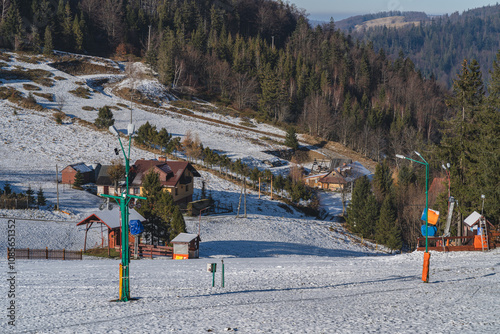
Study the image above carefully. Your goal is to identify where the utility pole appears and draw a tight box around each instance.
[55,164,60,211]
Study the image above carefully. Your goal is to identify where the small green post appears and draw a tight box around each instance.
[221,258,225,288]
[212,265,215,287]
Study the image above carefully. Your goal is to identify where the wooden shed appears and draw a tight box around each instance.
[171,233,200,259]
[76,207,145,251]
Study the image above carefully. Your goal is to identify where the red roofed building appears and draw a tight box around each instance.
[131,157,200,205]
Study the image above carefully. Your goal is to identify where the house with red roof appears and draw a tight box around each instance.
[131,157,200,205]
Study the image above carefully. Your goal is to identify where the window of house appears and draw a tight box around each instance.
[175,188,178,196]
[186,185,189,192]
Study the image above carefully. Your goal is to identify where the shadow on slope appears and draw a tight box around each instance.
[201,240,374,258]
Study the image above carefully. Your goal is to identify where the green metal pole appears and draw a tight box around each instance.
[212,268,215,287]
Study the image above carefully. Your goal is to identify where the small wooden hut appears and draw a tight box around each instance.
[171,233,201,259]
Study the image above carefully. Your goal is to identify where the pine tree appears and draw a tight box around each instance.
[3,183,12,196]
[94,106,115,129]
[346,176,371,233]
[138,170,168,244]
[372,159,393,204]
[43,25,53,56]
[73,170,84,189]
[37,187,46,207]
[284,127,299,151]
[375,195,402,251]
[26,186,35,205]
[170,206,186,240]
[440,59,486,217]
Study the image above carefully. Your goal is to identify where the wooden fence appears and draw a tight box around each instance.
[130,243,173,259]
[7,247,83,260]
[416,235,497,252]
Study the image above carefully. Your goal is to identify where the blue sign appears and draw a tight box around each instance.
[421,225,437,237]
[130,220,144,235]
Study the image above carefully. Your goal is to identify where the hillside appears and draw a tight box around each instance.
[349,4,500,87]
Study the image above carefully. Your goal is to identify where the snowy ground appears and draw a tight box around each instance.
[1,250,499,333]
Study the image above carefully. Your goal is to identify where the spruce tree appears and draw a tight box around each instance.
[37,187,46,207]
[43,25,53,56]
[375,195,402,251]
[284,127,299,151]
[94,106,115,129]
[73,171,84,189]
[3,183,12,196]
[440,59,486,217]
[170,206,186,240]
[138,170,169,244]
[372,159,393,204]
[346,176,371,233]
[26,186,35,205]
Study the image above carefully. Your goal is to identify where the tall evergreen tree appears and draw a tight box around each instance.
[73,170,84,189]
[372,159,393,204]
[284,126,299,151]
[43,25,53,56]
[37,187,46,207]
[375,195,402,251]
[440,59,486,217]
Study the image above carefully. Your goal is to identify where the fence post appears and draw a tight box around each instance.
[80,249,82,260]
[28,248,30,259]
[6,248,8,260]
[63,249,65,260]
[46,247,48,259]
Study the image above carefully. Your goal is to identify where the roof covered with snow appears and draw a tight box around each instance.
[76,207,145,229]
[171,233,200,243]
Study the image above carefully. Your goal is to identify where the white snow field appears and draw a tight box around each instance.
[1,250,499,333]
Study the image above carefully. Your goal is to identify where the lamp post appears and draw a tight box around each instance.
[102,124,146,302]
[396,151,430,282]
[441,163,451,199]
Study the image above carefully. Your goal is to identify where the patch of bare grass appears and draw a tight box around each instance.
[82,106,95,111]
[33,92,54,101]
[50,59,120,75]
[117,102,129,108]
[54,76,67,81]
[69,86,91,99]
[23,83,41,91]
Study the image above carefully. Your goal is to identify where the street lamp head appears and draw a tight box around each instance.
[481,194,486,199]
[441,164,446,170]
[127,123,135,136]
[446,163,451,168]
[109,125,119,136]
[414,151,422,158]
[395,154,405,159]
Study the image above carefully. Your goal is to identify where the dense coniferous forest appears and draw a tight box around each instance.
[350,4,500,87]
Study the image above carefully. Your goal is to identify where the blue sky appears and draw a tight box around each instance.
[290,0,499,21]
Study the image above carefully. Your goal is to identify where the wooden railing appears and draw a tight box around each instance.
[130,243,173,259]
[416,235,495,252]
[7,247,83,260]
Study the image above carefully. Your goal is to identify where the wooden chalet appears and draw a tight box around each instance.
[131,157,200,205]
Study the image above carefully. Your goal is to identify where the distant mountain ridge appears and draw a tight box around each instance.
[338,4,500,87]
[336,11,430,31]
